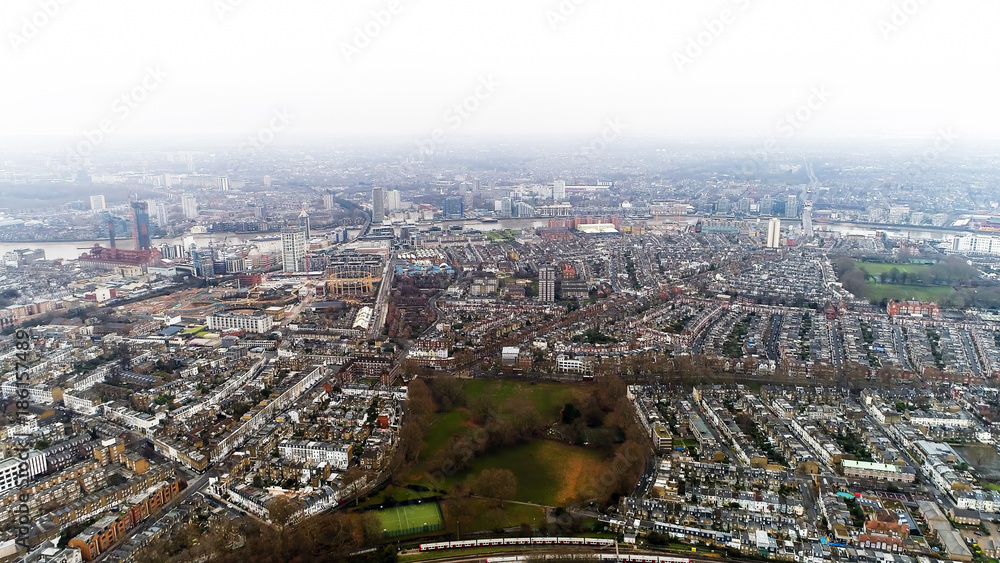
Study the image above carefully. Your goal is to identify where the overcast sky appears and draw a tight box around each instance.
[2,0,999,142]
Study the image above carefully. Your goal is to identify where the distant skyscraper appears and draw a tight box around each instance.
[89,195,106,211]
[443,196,463,219]
[500,197,512,218]
[513,201,534,218]
[218,176,230,191]
[386,189,402,211]
[181,194,198,219]
[460,182,474,212]
[263,175,272,188]
[553,180,566,202]
[323,191,335,210]
[155,202,168,227]
[538,265,556,303]
[802,203,814,238]
[130,201,152,250]
[281,227,307,273]
[766,218,781,248]
[372,187,385,224]
[298,208,311,238]
[759,195,774,216]
[785,194,798,219]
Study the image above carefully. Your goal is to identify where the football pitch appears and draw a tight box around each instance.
[375,502,444,537]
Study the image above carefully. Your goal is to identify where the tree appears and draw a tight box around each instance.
[359,511,384,542]
[470,394,499,425]
[430,376,465,411]
[561,402,582,424]
[266,496,301,529]
[472,468,518,507]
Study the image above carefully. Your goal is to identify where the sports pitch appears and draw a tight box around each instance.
[375,502,444,536]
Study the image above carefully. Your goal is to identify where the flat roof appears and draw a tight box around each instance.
[842,459,899,473]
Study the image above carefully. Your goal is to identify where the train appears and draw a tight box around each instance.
[418,537,617,551]
[483,556,692,563]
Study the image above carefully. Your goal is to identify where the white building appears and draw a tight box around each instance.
[207,310,274,333]
[766,218,781,248]
[281,227,307,273]
[89,195,106,211]
[556,354,590,374]
[501,346,520,364]
[62,392,101,416]
[181,194,199,219]
[553,180,566,202]
[0,452,47,493]
[952,235,1000,256]
[102,404,160,433]
[352,306,373,330]
[278,440,351,470]
[538,265,555,303]
[386,189,402,211]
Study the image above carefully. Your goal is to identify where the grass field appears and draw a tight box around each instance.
[375,502,444,536]
[857,262,934,276]
[410,379,619,510]
[417,380,586,466]
[425,439,610,506]
[461,498,546,531]
[357,485,438,509]
[420,409,472,463]
[865,283,955,303]
[461,379,586,419]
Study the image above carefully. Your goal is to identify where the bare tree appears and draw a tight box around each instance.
[472,468,518,507]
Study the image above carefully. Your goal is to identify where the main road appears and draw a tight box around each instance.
[92,472,212,562]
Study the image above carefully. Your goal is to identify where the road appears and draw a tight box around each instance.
[92,472,211,562]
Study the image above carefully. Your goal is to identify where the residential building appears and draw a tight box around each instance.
[538,265,555,302]
[281,227,306,273]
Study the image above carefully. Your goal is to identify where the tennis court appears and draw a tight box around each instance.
[374,502,444,538]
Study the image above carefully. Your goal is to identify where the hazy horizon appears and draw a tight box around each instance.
[3,0,999,144]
